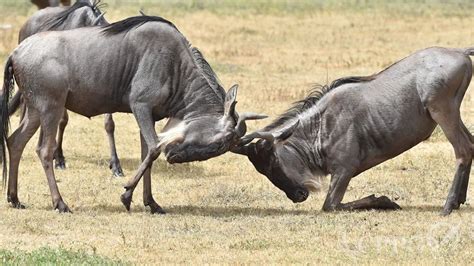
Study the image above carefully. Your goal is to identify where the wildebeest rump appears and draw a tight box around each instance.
[31,0,71,9]
[234,47,473,215]
[1,16,265,213]
[10,0,124,176]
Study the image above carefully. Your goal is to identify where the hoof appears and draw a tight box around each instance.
[110,162,124,177]
[112,167,124,178]
[7,195,25,209]
[377,196,402,210]
[441,199,462,216]
[55,160,66,170]
[54,200,71,213]
[121,190,133,211]
[145,201,166,214]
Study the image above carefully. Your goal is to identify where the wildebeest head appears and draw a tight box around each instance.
[45,0,107,29]
[162,85,267,164]
[233,120,315,203]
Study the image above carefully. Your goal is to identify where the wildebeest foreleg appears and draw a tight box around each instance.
[121,107,159,211]
[322,171,351,211]
[322,171,400,211]
[7,107,40,208]
[104,114,124,177]
[36,107,71,213]
[339,195,401,210]
[140,132,165,214]
[53,110,68,169]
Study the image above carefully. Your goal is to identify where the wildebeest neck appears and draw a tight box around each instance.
[167,46,226,119]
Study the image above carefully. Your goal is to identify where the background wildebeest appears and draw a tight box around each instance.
[31,0,71,9]
[1,16,265,213]
[235,47,474,215]
[9,0,124,176]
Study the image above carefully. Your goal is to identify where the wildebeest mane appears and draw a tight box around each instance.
[264,75,375,131]
[190,47,225,102]
[43,0,103,30]
[101,15,178,35]
[103,15,225,103]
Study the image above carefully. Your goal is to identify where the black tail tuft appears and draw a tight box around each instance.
[1,56,14,187]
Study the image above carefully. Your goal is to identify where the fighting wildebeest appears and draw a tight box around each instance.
[234,47,473,215]
[1,16,265,213]
[31,0,71,9]
[10,0,123,176]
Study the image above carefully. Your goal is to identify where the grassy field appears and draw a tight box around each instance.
[0,0,473,264]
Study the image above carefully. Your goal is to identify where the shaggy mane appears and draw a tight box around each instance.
[101,15,177,35]
[264,75,375,131]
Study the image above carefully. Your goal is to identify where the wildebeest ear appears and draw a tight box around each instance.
[224,84,238,118]
[275,119,299,142]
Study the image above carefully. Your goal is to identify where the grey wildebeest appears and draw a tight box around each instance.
[234,47,473,215]
[1,16,265,213]
[13,0,113,169]
[9,0,124,176]
[31,0,71,9]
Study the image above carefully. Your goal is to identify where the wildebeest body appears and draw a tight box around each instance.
[237,47,473,215]
[16,24,203,118]
[3,16,265,213]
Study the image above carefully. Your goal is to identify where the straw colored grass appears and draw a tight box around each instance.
[0,0,472,264]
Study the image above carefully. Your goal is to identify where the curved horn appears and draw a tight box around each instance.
[224,84,238,119]
[235,112,268,137]
[139,10,147,16]
[92,13,105,26]
[240,131,274,146]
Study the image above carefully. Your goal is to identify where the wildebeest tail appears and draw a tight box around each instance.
[1,56,14,186]
[8,91,21,116]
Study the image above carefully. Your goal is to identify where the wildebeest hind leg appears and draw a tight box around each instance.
[7,107,40,208]
[429,106,472,215]
[53,109,68,169]
[457,120,473,207]
[104,114,124,177]
[36,106,71,213]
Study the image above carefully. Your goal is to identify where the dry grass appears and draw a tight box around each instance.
[0,0,473,264]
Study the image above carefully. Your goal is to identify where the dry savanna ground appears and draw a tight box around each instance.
[0,0,473,264]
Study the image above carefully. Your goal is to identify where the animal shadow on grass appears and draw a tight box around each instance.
[402,204,473,213]
[119,157,207,178]
[165,205,316,217]
[82,157,207,178]
[71,203,316,216]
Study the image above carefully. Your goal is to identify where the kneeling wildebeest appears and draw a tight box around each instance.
[1,16,265,213]
[234,47,474,215]
[9,0,124,175]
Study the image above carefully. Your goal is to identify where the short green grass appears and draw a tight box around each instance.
[0,247,124,265]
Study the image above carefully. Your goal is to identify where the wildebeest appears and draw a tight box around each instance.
[1,16,265,213]
[9,0,122,175]
[31,0,71,9]
[234,47,473,215]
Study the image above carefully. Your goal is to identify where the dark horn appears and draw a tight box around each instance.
[240,131,274,146]
[235,112,268,137]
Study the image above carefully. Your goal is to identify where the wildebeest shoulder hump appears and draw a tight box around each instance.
[101,15,178,36]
